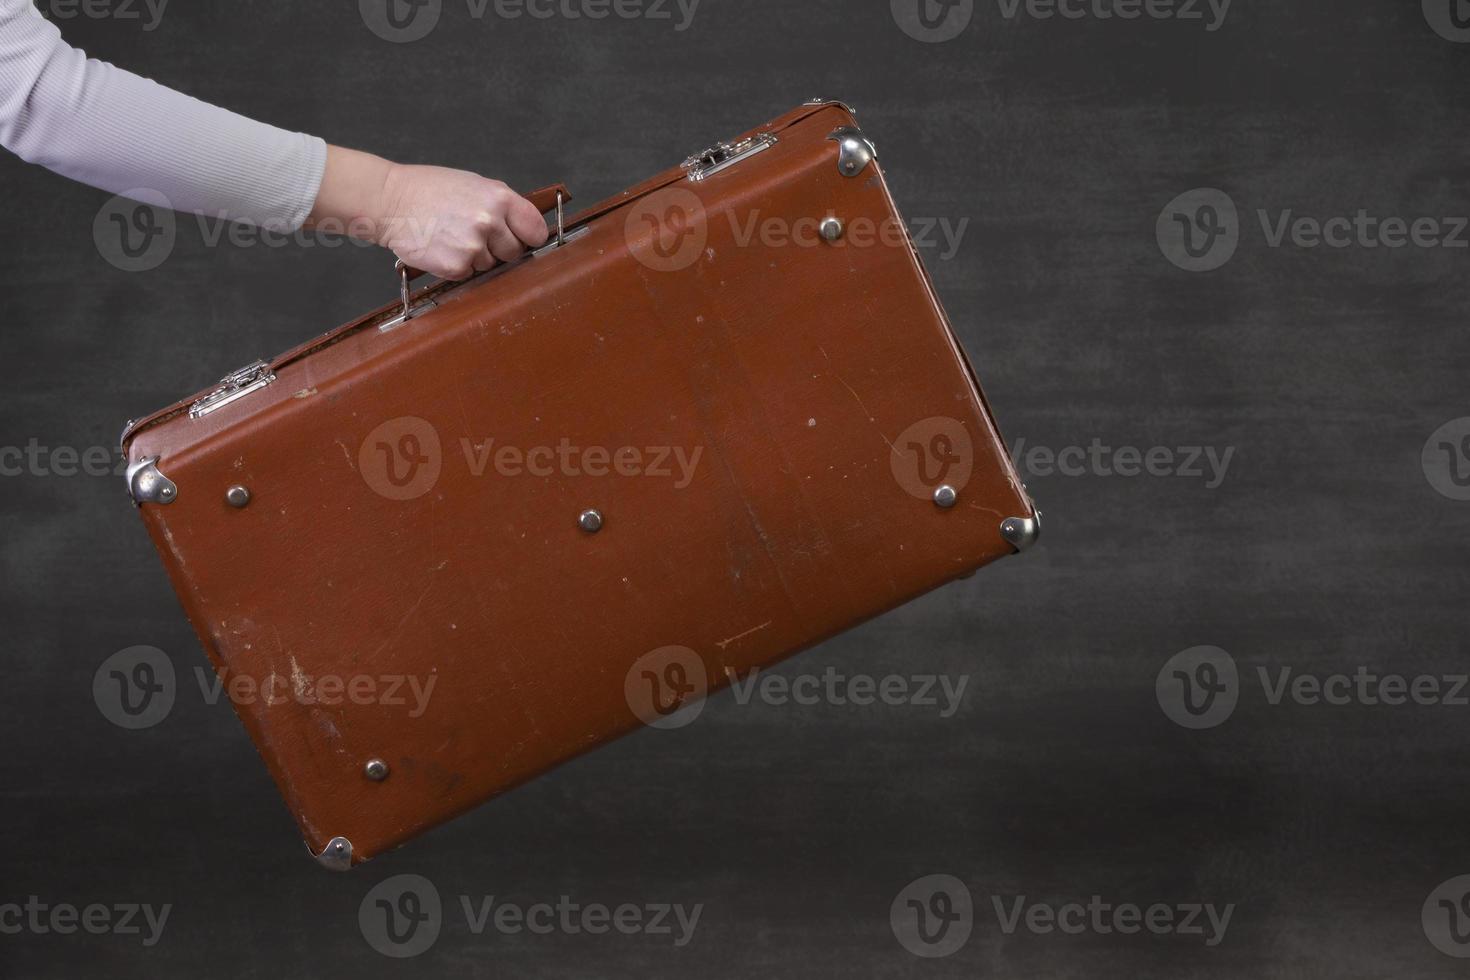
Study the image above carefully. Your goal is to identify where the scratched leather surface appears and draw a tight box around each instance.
[125,104,1034,862]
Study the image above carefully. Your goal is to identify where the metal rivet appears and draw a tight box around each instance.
[364,759,389,782]
[579,509,604,533]
[933,485,958,509]
[225,485,251,509]
[819,217,844,241]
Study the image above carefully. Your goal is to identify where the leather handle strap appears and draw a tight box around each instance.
[396,182,572,284]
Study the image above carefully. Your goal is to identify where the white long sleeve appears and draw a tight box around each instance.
[0,0,326,230]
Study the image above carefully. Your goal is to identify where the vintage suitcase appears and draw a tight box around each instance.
[120,100,1040,868]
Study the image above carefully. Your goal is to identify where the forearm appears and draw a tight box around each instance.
[305,145,395,241]
[0,0,325,230]
[0,0,546,279]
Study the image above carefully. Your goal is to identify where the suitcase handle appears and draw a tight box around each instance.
[394,182,572,288]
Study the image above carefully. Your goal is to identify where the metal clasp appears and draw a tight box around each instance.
[190,360,276,419]
[682,133,777,182]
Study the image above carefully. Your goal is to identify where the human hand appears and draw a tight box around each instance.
[375,163,550,280]
[308,146,550,281]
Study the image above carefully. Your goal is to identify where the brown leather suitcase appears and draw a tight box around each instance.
[120,100,1040,868]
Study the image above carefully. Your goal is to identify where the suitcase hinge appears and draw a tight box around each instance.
[311,836,354,872]
[682,133,777,182]
[1000,512,1042,553]
[827,127,877,178]
[126,456,177,506]
[189,360,276,420]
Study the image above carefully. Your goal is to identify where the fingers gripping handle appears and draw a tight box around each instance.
[394,182,573,304]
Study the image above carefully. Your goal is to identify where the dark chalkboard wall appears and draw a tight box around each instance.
[3,0,1469,976]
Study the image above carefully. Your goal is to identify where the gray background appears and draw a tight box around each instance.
[2,0,1469,976]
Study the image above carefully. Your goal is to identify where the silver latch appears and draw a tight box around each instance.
[682,133,777,182]
[190,360,276,419]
